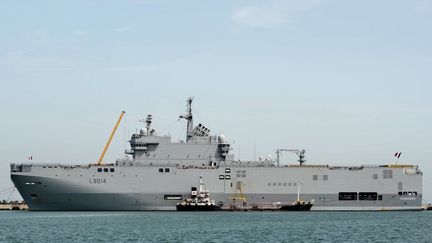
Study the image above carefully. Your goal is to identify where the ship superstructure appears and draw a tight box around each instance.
[10,98,423,211]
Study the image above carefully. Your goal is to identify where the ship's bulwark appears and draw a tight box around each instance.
[9,98,423,211]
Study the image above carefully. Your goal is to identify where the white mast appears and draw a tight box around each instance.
[297,183,301,202]
[199,175,204,193]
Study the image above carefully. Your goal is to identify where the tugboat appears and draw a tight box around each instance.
[176,176,221,211]
[279,183,314,211]
[279,200,313,211]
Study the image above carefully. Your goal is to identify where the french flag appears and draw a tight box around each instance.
[394,152,402,158]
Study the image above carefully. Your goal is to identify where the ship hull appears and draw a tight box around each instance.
[10,163,423,211]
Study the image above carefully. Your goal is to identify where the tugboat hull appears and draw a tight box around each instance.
[176,204,221,211]
[279,203,313,211]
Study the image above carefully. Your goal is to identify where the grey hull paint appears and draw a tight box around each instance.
[11,173,422,211]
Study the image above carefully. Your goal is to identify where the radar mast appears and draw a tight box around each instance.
[179,97,194,142]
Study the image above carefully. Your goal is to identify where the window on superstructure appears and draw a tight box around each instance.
[398,182,403,191]
[313,175,318,181]
[323,175,328,181]
[378,195,383,200]
[103,168,108,172]
[110,168,115,173]
[97,168,102,172]
[383,170,393,179]
[373,174,378,180]
[293,183,297,187]
[236,170,246,178]
[165,168,170,173]
[158,168,163,173]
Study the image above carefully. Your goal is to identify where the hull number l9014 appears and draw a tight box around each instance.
[89,178,107,184]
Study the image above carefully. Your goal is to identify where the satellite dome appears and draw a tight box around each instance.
[140,128,147,135]
[218,134,226,143]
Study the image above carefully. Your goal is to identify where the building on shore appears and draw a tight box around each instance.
[0,200,29,210]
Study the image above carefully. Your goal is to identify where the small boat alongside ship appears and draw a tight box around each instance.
[176,176,221,211]
[279,183,314,211]
[177,176,313,212]
[279,201,313,211]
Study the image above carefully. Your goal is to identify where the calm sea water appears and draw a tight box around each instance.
[0,211,431,242]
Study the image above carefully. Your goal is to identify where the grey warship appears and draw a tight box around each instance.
[10,98,423,211]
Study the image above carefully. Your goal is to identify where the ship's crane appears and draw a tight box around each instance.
[275,149,306,166]
[97,111,126,165]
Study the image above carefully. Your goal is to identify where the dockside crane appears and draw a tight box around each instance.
[276,149,306,166]
[97,111,126,165]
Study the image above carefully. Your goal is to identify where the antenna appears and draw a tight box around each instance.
[179,97,194,142]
